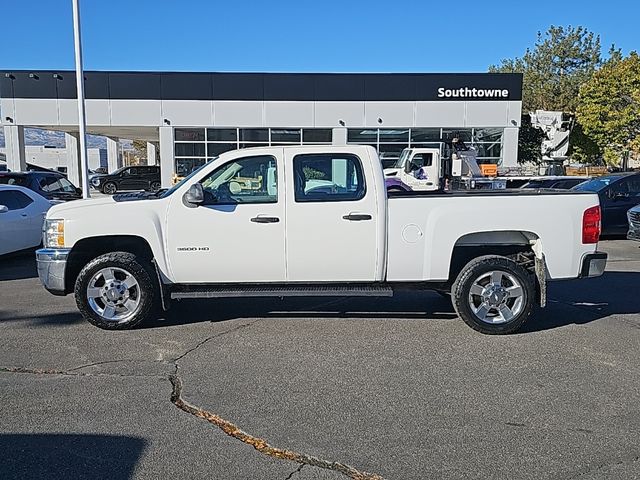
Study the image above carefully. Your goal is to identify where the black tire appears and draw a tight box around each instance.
[74,252,158,330]
[150,181,161,192]
[102,182,117,195]
[451,255,535,335]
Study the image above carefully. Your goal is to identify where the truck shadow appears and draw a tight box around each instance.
[0,433,147,479]
[150,271,640,333]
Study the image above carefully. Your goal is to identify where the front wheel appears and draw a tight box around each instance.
[150,181,161,192]
[451,255,535,335]
[102,182,117,195]
[74,252,158,330]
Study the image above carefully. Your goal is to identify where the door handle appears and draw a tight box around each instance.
[342,213,372,221]
[251,216,280,223]
[21,213,28,217]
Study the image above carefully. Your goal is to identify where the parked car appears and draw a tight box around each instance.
[0,185,53,255]
[0,171,81,201]
[88,169,107,189]
[91,166,161,194]
[37,146,606,335]
[572,173,640,235]
[520,177,590,190]
[628,204,640,241]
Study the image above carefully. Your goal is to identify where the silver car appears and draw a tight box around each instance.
[628,204,640,241]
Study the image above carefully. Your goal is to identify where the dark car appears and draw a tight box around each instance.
[0,171,81,201]
[520,177,589,190]
[572,173,640,235]
[92,166,161,195]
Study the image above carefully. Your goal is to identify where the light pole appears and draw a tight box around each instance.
[71,0,90,198]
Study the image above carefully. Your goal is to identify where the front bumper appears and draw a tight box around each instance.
[579,252,608,278]
[36,248,71,295]
[628,225,640,242]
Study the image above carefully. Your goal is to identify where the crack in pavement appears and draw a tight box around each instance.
[166,315,384,479]
[171,319,262,373]
[563,453,640,479]
[284,464,305,480]
[0,365,163,379]
[169,374,384,480]
[67,359,138,372]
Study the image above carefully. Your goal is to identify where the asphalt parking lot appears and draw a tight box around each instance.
[1,240,639,480]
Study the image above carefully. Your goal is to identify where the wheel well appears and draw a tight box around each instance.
[65,236,154,293]
[447,231,539,285]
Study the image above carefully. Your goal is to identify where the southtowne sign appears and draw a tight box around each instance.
[437,87,510,98]
[0,71,522,103]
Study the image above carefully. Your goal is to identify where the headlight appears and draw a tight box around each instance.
[43,219,65,248]
[91,177,101,186]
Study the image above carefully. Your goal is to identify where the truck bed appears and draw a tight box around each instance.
[386,189,600,282]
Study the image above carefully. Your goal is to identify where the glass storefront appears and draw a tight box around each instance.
[347,127,504,168]
[173,126,505,176]
[174,127,332,176]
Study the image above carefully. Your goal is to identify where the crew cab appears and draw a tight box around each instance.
[36,146,607,334]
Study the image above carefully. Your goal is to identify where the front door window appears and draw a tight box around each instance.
[200,155,277,205]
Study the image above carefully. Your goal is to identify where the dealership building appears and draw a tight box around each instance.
[1,71,523,188]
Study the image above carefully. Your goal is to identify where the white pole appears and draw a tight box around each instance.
[71,0,90,198]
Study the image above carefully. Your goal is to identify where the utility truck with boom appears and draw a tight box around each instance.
[384,138,506,192]
[36,145,606,334]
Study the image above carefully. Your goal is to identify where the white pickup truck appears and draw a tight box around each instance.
[36,146,607,334]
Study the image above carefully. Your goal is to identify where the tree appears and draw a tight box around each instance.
[577,52,640,167]
[132,140,147,159]
[490,25,604,113]
[132,140,159,165]
[516,114,546,164]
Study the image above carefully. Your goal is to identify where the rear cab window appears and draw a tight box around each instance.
[0,176,28,187]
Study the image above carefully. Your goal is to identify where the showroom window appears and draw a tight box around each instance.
[347,127,504,167]
[174,127,333,177]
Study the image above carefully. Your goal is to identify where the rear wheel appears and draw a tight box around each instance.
[150,181,161,192]
[74,252,158,330]
[452,255,534,335]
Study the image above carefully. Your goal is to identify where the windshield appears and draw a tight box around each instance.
[392,149,411,169]
[160,159,215,198]
[572,177,618,192]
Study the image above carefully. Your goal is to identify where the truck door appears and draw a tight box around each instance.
[166,151,286,283]
[284,149,379,282]
[401,150,440,191]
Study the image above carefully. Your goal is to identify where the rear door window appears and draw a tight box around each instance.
[0,190,34,210]
[293,153,366,202]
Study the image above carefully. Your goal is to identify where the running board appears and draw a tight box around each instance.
[170,284,394,299]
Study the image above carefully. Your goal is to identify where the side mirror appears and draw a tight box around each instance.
[75,188,82,195]
[183,183,204,207]
[0,205,8,213]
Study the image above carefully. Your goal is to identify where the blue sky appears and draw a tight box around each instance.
[1,0,639,72]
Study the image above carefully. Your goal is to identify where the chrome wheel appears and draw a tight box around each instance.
[86,267,141,322]
[467,270,524,324]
